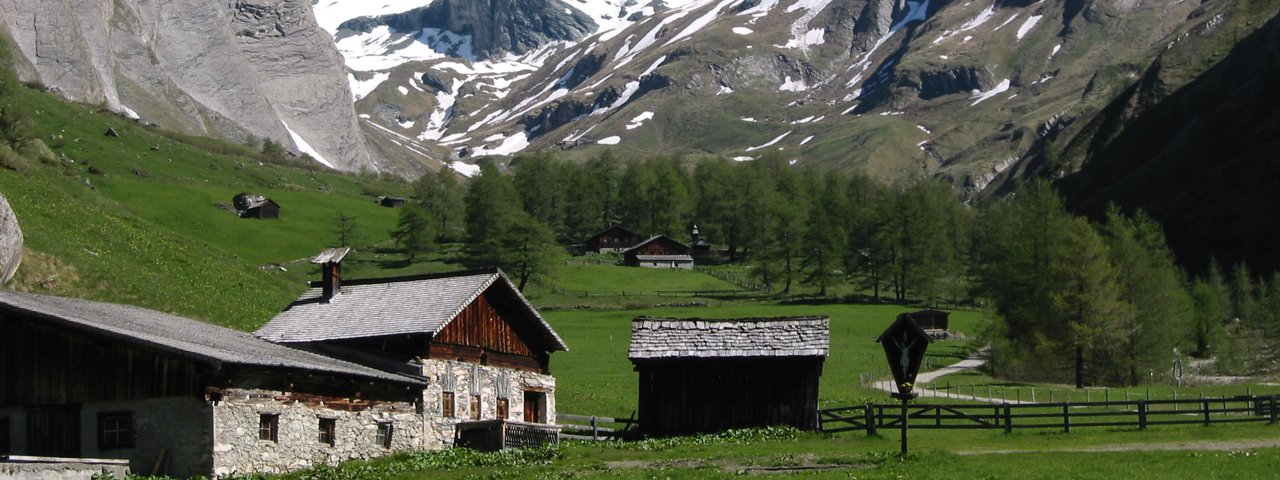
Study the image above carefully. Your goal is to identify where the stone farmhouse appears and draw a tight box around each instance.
[622,235,694,269]
[255,249,567,450]
[0,248,567,477]
[628,316,829,436]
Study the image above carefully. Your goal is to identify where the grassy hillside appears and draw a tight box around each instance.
[1,83,417,330]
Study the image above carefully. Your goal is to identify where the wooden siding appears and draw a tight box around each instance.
[429,292,548,373]
[635,357,823,436]
[0,315,203,408]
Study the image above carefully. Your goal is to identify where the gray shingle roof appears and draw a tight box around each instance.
[634,255,694,262]
[628,316,829,360]
[0,290,425,386]
[255,269,567,351]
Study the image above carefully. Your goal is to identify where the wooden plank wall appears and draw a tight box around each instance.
[0,315,203,407]
[636,357,823,436]
[429,292,548,373]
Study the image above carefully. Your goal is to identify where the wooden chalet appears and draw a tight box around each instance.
[623,235,694,269]
[255,256,568,450]
[0,290,427,478]
[232,192,279,219]
[583,225,643,253]
[627,316,829,436]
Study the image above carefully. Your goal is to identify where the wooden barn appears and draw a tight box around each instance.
[378,196,407,208]
[232,192,279,219]
[256,252,568,450]
[622,235,694,269]
[0,290,428,478]
[583,225,643,253]
[902,309,950,338]
[627,316,829,436]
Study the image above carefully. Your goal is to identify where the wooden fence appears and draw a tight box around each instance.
[820,395,1280,434]
[558,413,639,441]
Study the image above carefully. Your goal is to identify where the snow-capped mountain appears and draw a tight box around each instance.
[326,0,1274,192]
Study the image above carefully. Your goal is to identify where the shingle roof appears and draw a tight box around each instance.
[0,290,425,386]
[634,255,694,262]
[628,316,829,360]
[255,269,567,351]
[622,235,691,255]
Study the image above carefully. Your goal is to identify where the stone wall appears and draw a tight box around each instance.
[420,360,556,446]
[0,397,211,479]
[210,388,425,477]
[0,456,129,480]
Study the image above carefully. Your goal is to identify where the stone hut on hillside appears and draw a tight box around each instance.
[256,250,567,450]
[0,290,428,478]
[232,192,279,219]
[627,316,829,436]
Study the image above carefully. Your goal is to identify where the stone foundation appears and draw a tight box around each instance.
[210,388,425,477]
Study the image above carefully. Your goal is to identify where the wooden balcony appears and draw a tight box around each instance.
[454,420,561,452]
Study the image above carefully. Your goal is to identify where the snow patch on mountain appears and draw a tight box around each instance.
[627,111,655,130]
[782,0,835,52]
[1016,15,1043,40]
[284,122,336,169]
[970,79,1011,106]
[746,131,792,151]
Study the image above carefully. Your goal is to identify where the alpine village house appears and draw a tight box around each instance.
[0,248,566,477]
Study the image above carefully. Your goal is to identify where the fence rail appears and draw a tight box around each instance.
[558,413,639,441]
[820,395,1280,434]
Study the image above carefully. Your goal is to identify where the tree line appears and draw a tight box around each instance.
[389,149,1276,388]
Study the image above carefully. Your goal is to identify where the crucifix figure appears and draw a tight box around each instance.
[893,330,917,375]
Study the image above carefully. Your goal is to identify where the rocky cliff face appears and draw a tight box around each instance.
[0,193,21,285]
[0,0,378,172]
[339,0,596,59]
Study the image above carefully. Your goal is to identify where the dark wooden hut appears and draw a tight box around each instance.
[378,196,407,208]
[903,309,950,331]
[627,316,829,436]
[622,235,693,269]
[583,225,643,253]
[232,192,279,219]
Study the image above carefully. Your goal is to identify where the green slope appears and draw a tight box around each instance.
[1,84,413,330]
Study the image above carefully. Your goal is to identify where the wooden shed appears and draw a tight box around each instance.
[627,316,829,436]
[903,309,950,331]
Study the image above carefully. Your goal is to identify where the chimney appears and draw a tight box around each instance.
[311,247,350,303]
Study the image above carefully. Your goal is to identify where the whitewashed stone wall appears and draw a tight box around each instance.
[420,360,556,446]
[210,388,426,477]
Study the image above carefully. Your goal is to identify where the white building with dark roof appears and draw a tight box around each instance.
[255,254,567,451]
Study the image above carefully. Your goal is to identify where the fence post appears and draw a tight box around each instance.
[1203,399,1211,426]
[1271,396,1277,425]
[1063,402,1071,433]
[591,416,599,441]
[866,403,877,436]
[1003,404,1012,434]
[1138,401,1148,430]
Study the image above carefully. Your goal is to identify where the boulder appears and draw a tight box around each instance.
[0,194,23,285]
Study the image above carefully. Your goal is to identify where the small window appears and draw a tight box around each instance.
[258,414,279,442]
[442,392,455,418]
[497,398,509,420]
[0,417,10,454]
[318,418,336,447]
[376,422,393,449]
[470,394,482,420]
[98,412,134,449]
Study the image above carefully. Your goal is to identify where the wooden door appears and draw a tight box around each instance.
[523,391,545,424]
[27,404,81,457]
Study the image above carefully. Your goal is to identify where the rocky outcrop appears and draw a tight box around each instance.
[0,194,22,285]
[0,0,375,171]
[339,0,597,59]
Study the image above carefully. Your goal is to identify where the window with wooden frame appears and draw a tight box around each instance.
[376,422,393,449]
[442,392,455,418]
[497,398,509,420]
[258,414,279,442]
[470,394,482,420]
[318,418,336,447]
[98,412,134,450]
[0,417,10,454]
